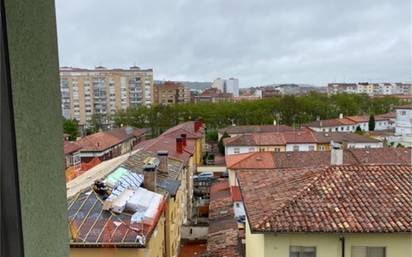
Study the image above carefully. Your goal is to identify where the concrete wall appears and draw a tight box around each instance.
[181,226,209,241]
[4,0,70,256]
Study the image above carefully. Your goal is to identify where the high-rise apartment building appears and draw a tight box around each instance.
[60,66,154,127]
[153,81,191,105]
[226,78,239,97]
[211,77,240,97]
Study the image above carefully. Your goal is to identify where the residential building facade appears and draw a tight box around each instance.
[223,130,382,156]
[238,165,412,257]
[153,81,191,106]
[328,82,412,96]
[60,66,154,127]
[304,113,393,132]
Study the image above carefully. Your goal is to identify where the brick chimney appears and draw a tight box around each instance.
[143,163,157,192]
[157,150,169,173]
[176,137,183,154]
[194,121,200,132]
[181,134,187,147]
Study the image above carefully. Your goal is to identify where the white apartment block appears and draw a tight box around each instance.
[60,66,154,127]
[328,82,412,96]
[211,77,240,97]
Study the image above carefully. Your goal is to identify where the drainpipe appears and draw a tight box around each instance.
[340,235,345,257]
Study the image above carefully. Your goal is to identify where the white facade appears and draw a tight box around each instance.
[226,78,239,97]
[211,78,225,92]
[285,144,317,152]
[311,125,356,133]
[395,108,412,135]
[328,82,411,96]
[347,142,383,148]
[225,146,257,156]
[211,77,239,96]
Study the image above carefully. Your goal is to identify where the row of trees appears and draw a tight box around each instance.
[113,93,401,137]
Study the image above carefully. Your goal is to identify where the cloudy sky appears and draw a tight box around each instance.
[56,0,411,87]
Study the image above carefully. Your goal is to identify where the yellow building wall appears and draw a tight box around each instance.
[316,143,331,151]
[165,189,184,257]
[245,231,412,257]
[70,215,165,257]
[245,219,265,257]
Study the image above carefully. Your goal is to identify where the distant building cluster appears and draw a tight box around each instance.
[211,77,240,97]
[153,81,191,106]
[328,82,412,96]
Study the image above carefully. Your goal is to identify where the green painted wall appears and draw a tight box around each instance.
[4,0,69,256]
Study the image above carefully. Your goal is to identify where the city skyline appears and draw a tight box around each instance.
[56,0,411,87]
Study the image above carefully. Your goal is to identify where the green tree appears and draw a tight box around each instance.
[206,130,218,142]
[218,132,230,155]
[89,113,103,134]
[355,125,363,134]
[63,118,79,141]
[368,114,375,131]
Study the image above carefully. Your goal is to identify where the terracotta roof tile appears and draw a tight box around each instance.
[64,141,82,154]
[219,125,294,134]
[304,118,356,128]
[205,180,241,257]
[227,148,411,170]
[76,127,147,152]
[238,165,412,233]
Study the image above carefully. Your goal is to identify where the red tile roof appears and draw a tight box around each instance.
[133,121,204,165]
[205,180,241,257]
[64,141,82,155]
[304,117,356,128]
[346,115,390,123]
[219,124,294,134]
[76,127,147,152]
[226,152,276,169]
[313,132,380,144]
[162,121,204,139]
[238,165,412,233]
[226,148,411,170]
[224,130,317,146]
[231,186,242,202]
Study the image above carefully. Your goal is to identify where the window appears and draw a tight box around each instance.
[248,147,255,152]
[290,246,316,257]
[320,145,325,151]
[274,147,281,152]
[293,145,299,151]
[401,111,406,115]
[352,246,386,257]
[234,147,240,154]
[308,145,315,151]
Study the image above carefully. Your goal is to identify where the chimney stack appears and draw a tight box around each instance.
[157,150,169,173]
[339,113,343,119]
[143,163,157,192]
[330,141,343,165]
[181,134,187,147]
[176,137,183,154]
[194,121,200,132]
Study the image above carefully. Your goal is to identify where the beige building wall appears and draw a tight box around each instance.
[245,225,412,257]
[60,67,154,126]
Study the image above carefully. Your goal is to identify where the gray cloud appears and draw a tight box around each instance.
[56,0,411,87]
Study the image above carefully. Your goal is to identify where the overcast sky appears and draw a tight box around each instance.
[56,0,411,87]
